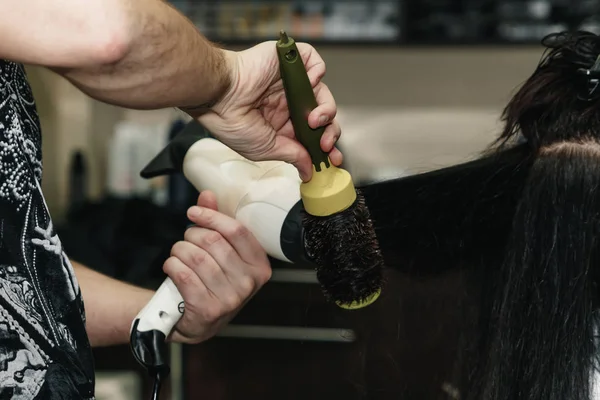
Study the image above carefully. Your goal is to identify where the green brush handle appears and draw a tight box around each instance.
[276,31,330,172]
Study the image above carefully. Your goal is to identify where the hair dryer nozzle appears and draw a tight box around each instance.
[140,120,214,179]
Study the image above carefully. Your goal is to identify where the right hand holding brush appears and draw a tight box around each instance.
[187,42,343,182]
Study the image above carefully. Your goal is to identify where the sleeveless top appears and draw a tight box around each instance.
[0,60,95,398]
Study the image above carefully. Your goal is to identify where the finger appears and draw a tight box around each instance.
[308,83,337,129]
[163,255,210,306]
[266,136,313,181]
[320,119,342,153]
[329,147,344,166]
[186,208,265,265]
[276,119,295,140]
[297,43,326,87]
[197,191,218,211]
[171,239,230,296]
[245,132,311,181]
[183,226,259,298]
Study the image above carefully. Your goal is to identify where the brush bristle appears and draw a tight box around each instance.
[303,189,385,306]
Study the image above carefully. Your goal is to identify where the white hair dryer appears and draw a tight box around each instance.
[129,120,310,391]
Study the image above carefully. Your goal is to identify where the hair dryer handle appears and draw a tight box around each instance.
[131,136,307,378]
[130,278,183,373]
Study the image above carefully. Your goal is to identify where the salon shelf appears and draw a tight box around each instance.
[169,0,403,45]
[168,0,600,48]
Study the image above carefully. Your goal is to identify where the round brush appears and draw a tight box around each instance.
[276,31,384,309]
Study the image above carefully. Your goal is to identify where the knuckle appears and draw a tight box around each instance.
[202,231,223,247]
[223,292,243,311]
[238,277,256,296]
[230,223,249,239]
[173,268,196,287]
[202,305,222,322]
[191,249,206,267]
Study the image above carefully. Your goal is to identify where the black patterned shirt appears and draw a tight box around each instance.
[0,60,95,398]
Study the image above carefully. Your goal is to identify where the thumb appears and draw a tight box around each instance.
[266,136,313,181]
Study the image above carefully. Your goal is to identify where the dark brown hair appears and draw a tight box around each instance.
[359,30,600,400]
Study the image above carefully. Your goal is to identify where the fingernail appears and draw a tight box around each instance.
[319,115,328,125]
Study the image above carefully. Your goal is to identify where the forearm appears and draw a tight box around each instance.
[55,0,232,111]
[72,260,154,347]
[1,0,231,111]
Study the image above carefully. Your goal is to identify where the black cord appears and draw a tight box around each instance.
[151,371,163,400]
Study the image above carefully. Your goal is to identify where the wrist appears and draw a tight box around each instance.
[179,48,238,118]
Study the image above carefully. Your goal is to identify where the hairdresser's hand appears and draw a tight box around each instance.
[193,42,343,181]
[166,191,272,344]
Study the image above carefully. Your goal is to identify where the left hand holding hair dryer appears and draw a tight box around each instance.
[130,120,310,396]
[162,191,272,342]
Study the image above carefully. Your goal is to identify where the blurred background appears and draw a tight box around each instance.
[23,1,599,399]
